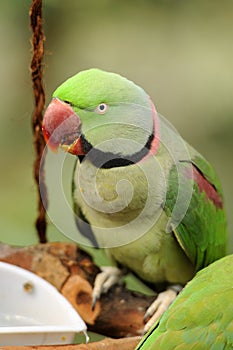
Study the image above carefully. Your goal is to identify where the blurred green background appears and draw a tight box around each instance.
[1,1,233,251]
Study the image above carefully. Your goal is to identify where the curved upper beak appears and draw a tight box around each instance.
[42,98,83,154]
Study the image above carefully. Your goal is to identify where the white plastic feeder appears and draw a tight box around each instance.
[0,261,88,345]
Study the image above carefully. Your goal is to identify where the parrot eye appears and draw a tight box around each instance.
[95,103,108,114]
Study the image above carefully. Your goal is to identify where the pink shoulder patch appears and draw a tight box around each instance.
[186,164,223,209]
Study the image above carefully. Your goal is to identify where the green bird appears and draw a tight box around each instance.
[135,254,233,349]
[42,68,227,331]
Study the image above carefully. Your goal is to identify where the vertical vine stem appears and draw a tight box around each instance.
[30,0,47,243]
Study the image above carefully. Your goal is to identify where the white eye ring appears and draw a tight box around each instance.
[95,103,108,114]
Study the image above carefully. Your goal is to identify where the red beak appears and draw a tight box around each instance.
[42,98,84,155]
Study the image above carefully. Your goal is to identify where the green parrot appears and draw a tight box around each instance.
[42,68,227,331]
[135,254,233,349]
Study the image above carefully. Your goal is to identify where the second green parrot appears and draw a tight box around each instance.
[42,69,227,331]
[135,254,233,349]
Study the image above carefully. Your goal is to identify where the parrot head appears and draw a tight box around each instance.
[42,69,159,167]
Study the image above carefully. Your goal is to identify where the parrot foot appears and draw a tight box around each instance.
[92,266,123,309]
[143,284,182,333]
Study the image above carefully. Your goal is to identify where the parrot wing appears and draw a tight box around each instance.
[135,255,233,350]
[164,145,227,271]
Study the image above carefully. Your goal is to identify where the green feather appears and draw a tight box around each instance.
[53,68,148,109]
[136,255,233,350]
[164,152,227,271]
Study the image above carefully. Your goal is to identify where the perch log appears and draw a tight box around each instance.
[0,242,156,348]
[1,337,141,350]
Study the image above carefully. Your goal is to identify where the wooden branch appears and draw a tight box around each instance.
[2,337,141,350]
[0,242,154,345]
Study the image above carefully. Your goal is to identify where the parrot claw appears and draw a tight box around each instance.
[91,295,98,311]
[143,285,182,334]
[92,266,123,309]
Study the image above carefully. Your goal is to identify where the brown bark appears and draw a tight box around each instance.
[30,0,48,244]
[0,242,154,348]
[1,336,141,350]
